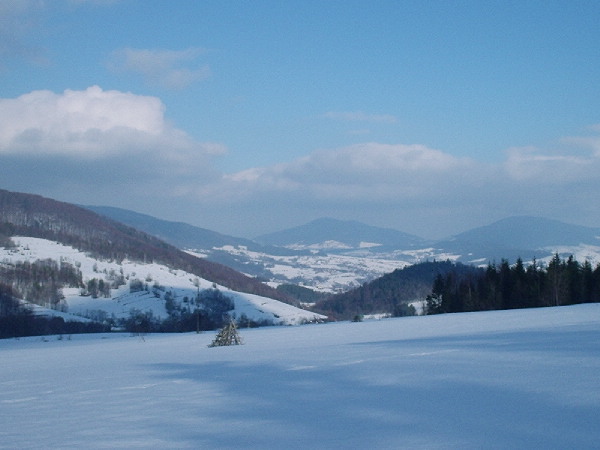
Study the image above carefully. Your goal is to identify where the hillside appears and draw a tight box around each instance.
[0,189,293,304]
[85,205,265,252]
[314,260,482,319]
[0,236,323,338]
[438,215,600,263]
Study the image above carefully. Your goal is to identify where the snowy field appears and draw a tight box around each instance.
[1,304,600,449]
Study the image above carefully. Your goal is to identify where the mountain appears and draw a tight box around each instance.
[254,217,427,250]
[0,189,326,337]
[440,216,600,263]
[75,206,600,295]
[83,205,303,280]
[0,236,325,337]
[84,205,263,252]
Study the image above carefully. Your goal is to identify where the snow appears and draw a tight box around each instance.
[359,241,382,248]
[2,304,600,448]
[208,244,465,293]
[284,240,353,250]
[212,245,413,292]
[1,237,324,325]
[541,244,600,266]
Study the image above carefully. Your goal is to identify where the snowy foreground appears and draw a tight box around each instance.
[2,305,600,449]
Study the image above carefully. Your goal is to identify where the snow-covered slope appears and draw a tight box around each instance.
[1,237,325,325]
[1,304,599,448]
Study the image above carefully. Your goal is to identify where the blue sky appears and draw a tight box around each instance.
[1,0,599,239]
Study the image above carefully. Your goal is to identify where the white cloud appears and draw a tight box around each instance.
[0,86,225,165]
[210,143,478,205]
[108,47,210,89]
[323,111,398,124]
[185,135,600,238]
[504,144,599,182]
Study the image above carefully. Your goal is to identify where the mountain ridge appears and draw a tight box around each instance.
[78,202,600,293]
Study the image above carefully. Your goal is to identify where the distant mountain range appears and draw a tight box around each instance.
[254,217,427,250]
[85,205,262,252]
[85,203,600,293]
[2,188,599,329]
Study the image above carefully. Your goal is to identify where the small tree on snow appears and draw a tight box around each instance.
[208,318,243,347]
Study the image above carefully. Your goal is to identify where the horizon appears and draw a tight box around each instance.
[3,186,600,242]
[1,1,599,239]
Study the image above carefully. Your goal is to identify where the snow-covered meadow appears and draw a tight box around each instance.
[2,304,599,449]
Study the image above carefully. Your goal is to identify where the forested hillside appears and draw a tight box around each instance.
[315,255,600,320]
[0,189,293,305]
[314,260,481,320]
[425,255,600,314]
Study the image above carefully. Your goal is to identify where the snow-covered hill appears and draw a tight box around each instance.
[1,304,599,448]
[1,237,325,326]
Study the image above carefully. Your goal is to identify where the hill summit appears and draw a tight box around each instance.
[254,217,427,250]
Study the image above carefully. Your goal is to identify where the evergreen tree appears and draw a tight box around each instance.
[546,253,566,306]
[424,255,598,316]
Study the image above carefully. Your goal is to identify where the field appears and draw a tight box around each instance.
[1,304,599,449]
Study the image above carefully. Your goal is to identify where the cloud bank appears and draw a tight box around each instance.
[200,139,600,237]
[1,86,599,238]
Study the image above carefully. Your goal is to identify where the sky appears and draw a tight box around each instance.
[1,0,599,239]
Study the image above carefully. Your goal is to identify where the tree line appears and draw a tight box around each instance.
[0,259,83,310]
[0,283,109,339]
[121,287,271,334]
[425,255,600,315]
[314,260,480,320]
